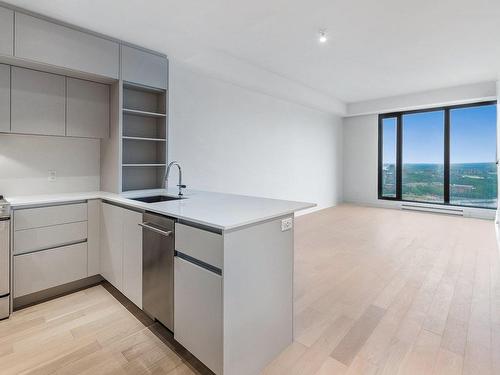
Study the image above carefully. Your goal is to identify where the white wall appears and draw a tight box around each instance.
[0,134,100,196]
[169,61,343,212]
[342,115,385,206]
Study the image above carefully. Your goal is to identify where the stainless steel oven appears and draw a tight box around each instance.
[0,196,10,320]
[139,212,175,331]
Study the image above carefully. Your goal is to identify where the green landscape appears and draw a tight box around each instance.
[382,162,497,208]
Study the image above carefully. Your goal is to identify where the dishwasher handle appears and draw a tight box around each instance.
[138,222,173,237]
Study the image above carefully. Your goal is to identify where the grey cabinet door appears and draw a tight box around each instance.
[11,67,66,136]
[122,208,143,309]
[100,202,124,291]
[67,78,110,139]
[0,7,13,56]
[174,257,223,374]
[122,45,167,89]
[0,64,9,133]
[15,13,119,79]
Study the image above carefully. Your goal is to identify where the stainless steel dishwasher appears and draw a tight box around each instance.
[139,212,175,331]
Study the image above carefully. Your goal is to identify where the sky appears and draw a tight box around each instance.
[382,104,497,164]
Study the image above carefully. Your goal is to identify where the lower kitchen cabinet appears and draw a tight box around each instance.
[174,256,223,375]
[100,202,124,291]
[122,208,143,308]
[14,242,88,298]
[100,201,143,308]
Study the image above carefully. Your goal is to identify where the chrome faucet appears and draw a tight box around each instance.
[165,161,186,196]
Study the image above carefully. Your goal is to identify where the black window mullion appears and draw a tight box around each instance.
[444,109,450,203]
[396,114,403,200]
[377,116,383,198]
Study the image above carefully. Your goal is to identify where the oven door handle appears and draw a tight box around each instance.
[138,222,173,237]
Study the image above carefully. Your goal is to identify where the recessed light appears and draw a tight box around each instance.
[318,29,327,43]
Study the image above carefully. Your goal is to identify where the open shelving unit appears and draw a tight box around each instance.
[121,82,168,192]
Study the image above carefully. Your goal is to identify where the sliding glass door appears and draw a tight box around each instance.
[378,101,497,209]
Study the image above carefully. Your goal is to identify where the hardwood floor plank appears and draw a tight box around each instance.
[440,239,477,356]
[287,315,353,375]
[331,305,386,366]
[463,243,492,375]
[396,329,441,375]
[20,340,102,375]
[261,342,308,375]
[431,348,463,375]
[314,357,347,375]
[422,241,464,335]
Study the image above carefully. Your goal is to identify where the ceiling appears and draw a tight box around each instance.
[5,0,500,112]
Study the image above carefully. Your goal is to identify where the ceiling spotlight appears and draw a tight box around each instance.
[318,30,327,43]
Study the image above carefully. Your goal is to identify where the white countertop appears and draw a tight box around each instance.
[6,189,315,231]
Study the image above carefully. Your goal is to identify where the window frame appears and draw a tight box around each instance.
[378,100,497,209]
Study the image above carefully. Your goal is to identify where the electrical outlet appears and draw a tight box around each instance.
[48,170,56,182]
[281,217,293,232]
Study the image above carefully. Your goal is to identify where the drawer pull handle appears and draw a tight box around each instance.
[138,222,172,237]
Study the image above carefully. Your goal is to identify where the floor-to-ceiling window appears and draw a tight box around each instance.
[378,101,497,209]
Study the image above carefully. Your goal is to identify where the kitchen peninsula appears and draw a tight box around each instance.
[7,188,314,375]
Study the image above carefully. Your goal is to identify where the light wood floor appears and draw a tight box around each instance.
[0,281,212,375]
[0,204,498,374]
[264,204,499,375]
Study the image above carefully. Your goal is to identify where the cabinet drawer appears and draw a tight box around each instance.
[15,13,119,78]
[14,242,88,297]
[14,203,87,230]
[175,224,223,269]
[14,221,87,255]
[174,256,222,374]
[122,45,167,89]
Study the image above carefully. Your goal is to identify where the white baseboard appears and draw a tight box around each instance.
[342,199,496,220]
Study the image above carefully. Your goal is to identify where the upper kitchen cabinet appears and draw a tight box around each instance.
[122,45,167,89]
[0,7,13,56]
[11,67,66,136]
[0,65,9,133]
[67,78,110,139]
[15,13,119,79]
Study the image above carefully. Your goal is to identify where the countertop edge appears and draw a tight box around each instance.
[6,191,317,231]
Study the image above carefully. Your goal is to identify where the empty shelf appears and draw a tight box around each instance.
[123,81,166,94]
[122,163,166,167]
[123,108,166,118]
[123,136,166,142]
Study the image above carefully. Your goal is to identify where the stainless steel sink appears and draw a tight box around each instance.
[130,195,184,203]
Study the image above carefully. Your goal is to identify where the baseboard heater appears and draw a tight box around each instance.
[401,203,464,216]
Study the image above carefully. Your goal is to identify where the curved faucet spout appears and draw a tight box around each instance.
[165,161,186,196]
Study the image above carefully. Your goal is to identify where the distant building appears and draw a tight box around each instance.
[451,184,475,194]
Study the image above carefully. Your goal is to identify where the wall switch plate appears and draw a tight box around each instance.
[281,217,293,231]
[48,170,56,181]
